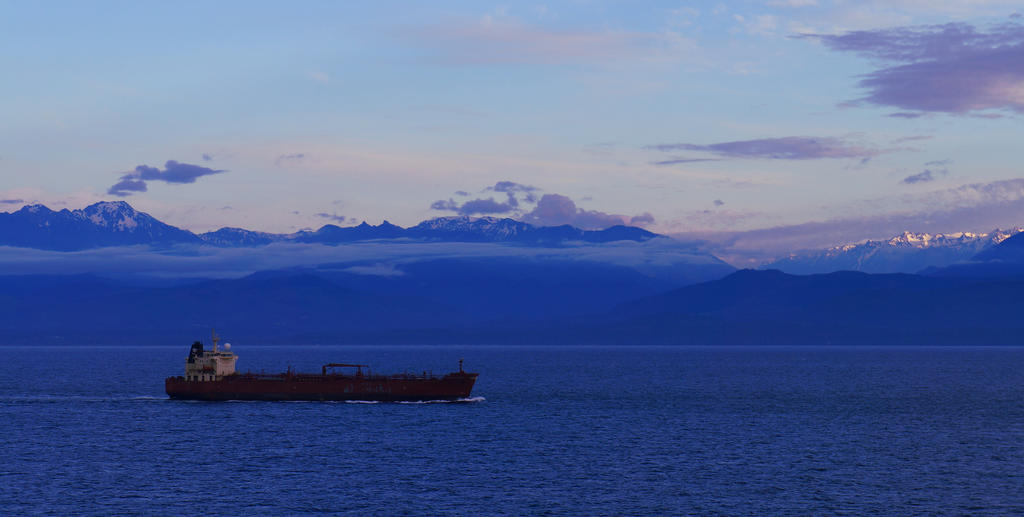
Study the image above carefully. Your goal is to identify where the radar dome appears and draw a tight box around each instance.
[224,343,231,350]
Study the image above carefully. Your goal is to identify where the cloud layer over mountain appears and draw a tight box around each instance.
[0,237,725,279]
[430,181,654,229]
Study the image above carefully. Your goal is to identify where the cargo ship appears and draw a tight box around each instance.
[165,332,478,402]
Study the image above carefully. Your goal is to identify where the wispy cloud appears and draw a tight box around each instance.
[486,180,538,202]
[646,136,892,160]
[801,20,1024,115]
[0,199,24,204]
[901,169,937,184]
[275,153,306,167]
[630,213,655,225]
[459,195,520,215]
[887,112,927,119]
[430,191,521,216]
[733,13,782,36]
[650,157,721,166]
[402,19,660,66]
[487,180,537,193]
[891,135,932,144]
[315,212,350,224]
[108,160,225,197]
[430,193,518,216]
[903,159,950,185]
[108,178,148,196]
[430,199,460,212]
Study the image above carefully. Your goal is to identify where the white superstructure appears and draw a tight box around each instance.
[184,330,238,382]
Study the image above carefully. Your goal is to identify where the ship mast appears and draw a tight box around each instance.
[212,328,219,352]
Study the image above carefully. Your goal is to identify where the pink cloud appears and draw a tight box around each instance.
[403,20,658,65]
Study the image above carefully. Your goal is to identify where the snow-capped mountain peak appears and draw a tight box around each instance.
[22,204,51,214]
[199,227,281,246]
[0,200,202,250]
[411,216,532,239]
[75,201,147,231]
[880,229,1022,249]
[765,228,1024,275]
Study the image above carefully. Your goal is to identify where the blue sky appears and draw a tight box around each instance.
[2,1,1023,255]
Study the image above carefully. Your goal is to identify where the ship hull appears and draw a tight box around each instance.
[165,372,478,402]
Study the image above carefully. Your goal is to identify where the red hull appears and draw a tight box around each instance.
[165,372,478,402]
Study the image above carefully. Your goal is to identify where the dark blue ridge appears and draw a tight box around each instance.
[5,267,1024,346]
[974,231,1024,262]
[586,268,1024,345]
[923,232,1024,278]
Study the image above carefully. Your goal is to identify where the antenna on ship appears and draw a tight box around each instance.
[212,328,219,352]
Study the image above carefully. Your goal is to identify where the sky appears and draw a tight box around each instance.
[2,1,1023,257]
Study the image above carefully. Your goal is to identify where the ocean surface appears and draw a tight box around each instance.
[2,345,1023,516]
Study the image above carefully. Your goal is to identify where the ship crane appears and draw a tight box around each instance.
[322,363,370,377]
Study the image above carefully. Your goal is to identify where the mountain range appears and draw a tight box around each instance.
[0,201,660,251]
[6,201,1024,278]
[5,201,1024,346]
[763,229,1024,274]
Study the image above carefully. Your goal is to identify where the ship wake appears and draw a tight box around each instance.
[398,396,486,404]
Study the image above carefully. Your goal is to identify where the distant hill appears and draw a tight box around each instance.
[313,256,700,322]
[0,201,662,250]
[0,252,725,344]
[581,269,1024,345]
[763,229,1023,275]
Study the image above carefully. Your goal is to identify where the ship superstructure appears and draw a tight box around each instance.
[183,331,238,382]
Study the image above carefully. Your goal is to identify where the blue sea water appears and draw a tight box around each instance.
[2,345,1023,516]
